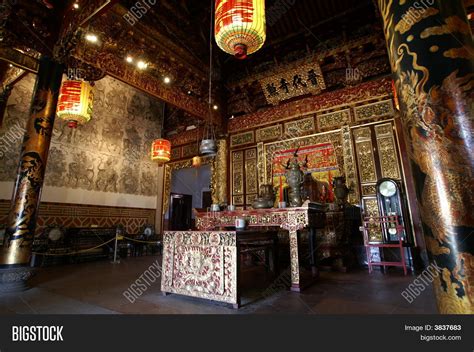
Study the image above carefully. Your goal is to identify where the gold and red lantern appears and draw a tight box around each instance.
[57,80,94,128]
[151,139,171,164]
[215,0,266,59]
[192,156,202,168]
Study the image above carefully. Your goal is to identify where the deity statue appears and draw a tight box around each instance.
[284,149,306,207]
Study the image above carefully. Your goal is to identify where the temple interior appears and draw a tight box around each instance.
[0,0,472,314]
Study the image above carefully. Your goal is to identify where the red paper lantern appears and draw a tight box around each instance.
[57,80,94,128]
[215,0,266,59]
[151,139,171,163]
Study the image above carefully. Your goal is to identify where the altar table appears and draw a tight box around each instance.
[194,203,326,292]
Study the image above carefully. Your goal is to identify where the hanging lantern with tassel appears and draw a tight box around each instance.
[151,138,171,164]
[215,0,266,59]
[192,156,202,168]
[57,80,94,128]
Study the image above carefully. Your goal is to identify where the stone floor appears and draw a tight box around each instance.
[0,256,438,314]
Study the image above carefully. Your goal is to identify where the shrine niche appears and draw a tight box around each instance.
[271,144,341,203]
[0,74,162,197]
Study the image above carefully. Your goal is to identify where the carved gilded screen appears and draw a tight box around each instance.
[353,121,403,242]
[231,148,258,207]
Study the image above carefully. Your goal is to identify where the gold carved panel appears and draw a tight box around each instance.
[245,148,257,160]
[246,194,257,205]
[317,109,351,130]
[257,142,266,188]
[284,116,315,137]
[211,140,228,205]
[341,126,359,204]
[354,99,394,122]
[354,127,377,184]
[375,123,401,180]
[256,124,282,142]
[233,195,244,206]
[362,197,383,242]
[245,150,258,194]
[230,131,255,148]
[362,184,377,196]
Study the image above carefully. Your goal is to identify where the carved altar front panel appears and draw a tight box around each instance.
[161,231,238,305]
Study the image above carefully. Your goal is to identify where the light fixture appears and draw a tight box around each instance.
[85,33,98,43]
[151,104,171,164]
[137,61,148,70]
[73,3,79,9]
[57,80,94,128]
[215,0,266,59]
[151,139,171,164]
[126,56,133,63]
[213,105,218,110]
[192,156,202,168]
[163,76,171,84]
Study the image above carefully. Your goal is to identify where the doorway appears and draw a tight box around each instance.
[165,164,211,230]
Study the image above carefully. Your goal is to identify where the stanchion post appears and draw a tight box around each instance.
[111,227,121,265]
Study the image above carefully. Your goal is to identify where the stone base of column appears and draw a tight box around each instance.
[0,266,35,293]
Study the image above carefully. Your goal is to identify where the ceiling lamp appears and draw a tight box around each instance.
[151,104,171,164]
[200,0,218,156]
[215,0,266,59]
[151,139,171,164]
[57,80,94,128]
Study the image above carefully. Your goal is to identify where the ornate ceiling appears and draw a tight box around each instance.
[1,0,471,133]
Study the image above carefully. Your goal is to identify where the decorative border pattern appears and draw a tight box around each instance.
[256,124,282,142]
[284,116,315,136]
[0,200,155,235]
[317,109,351,130]
[354,99,394,122]
[230,131,255,148]
[228,78,392,132]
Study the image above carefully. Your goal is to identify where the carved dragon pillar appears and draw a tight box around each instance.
[378,0,473,313]
[0,57,63,292]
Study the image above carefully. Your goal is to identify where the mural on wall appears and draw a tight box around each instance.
[0,74,163,197]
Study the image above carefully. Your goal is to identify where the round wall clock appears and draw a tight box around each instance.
[379,179,397,197]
